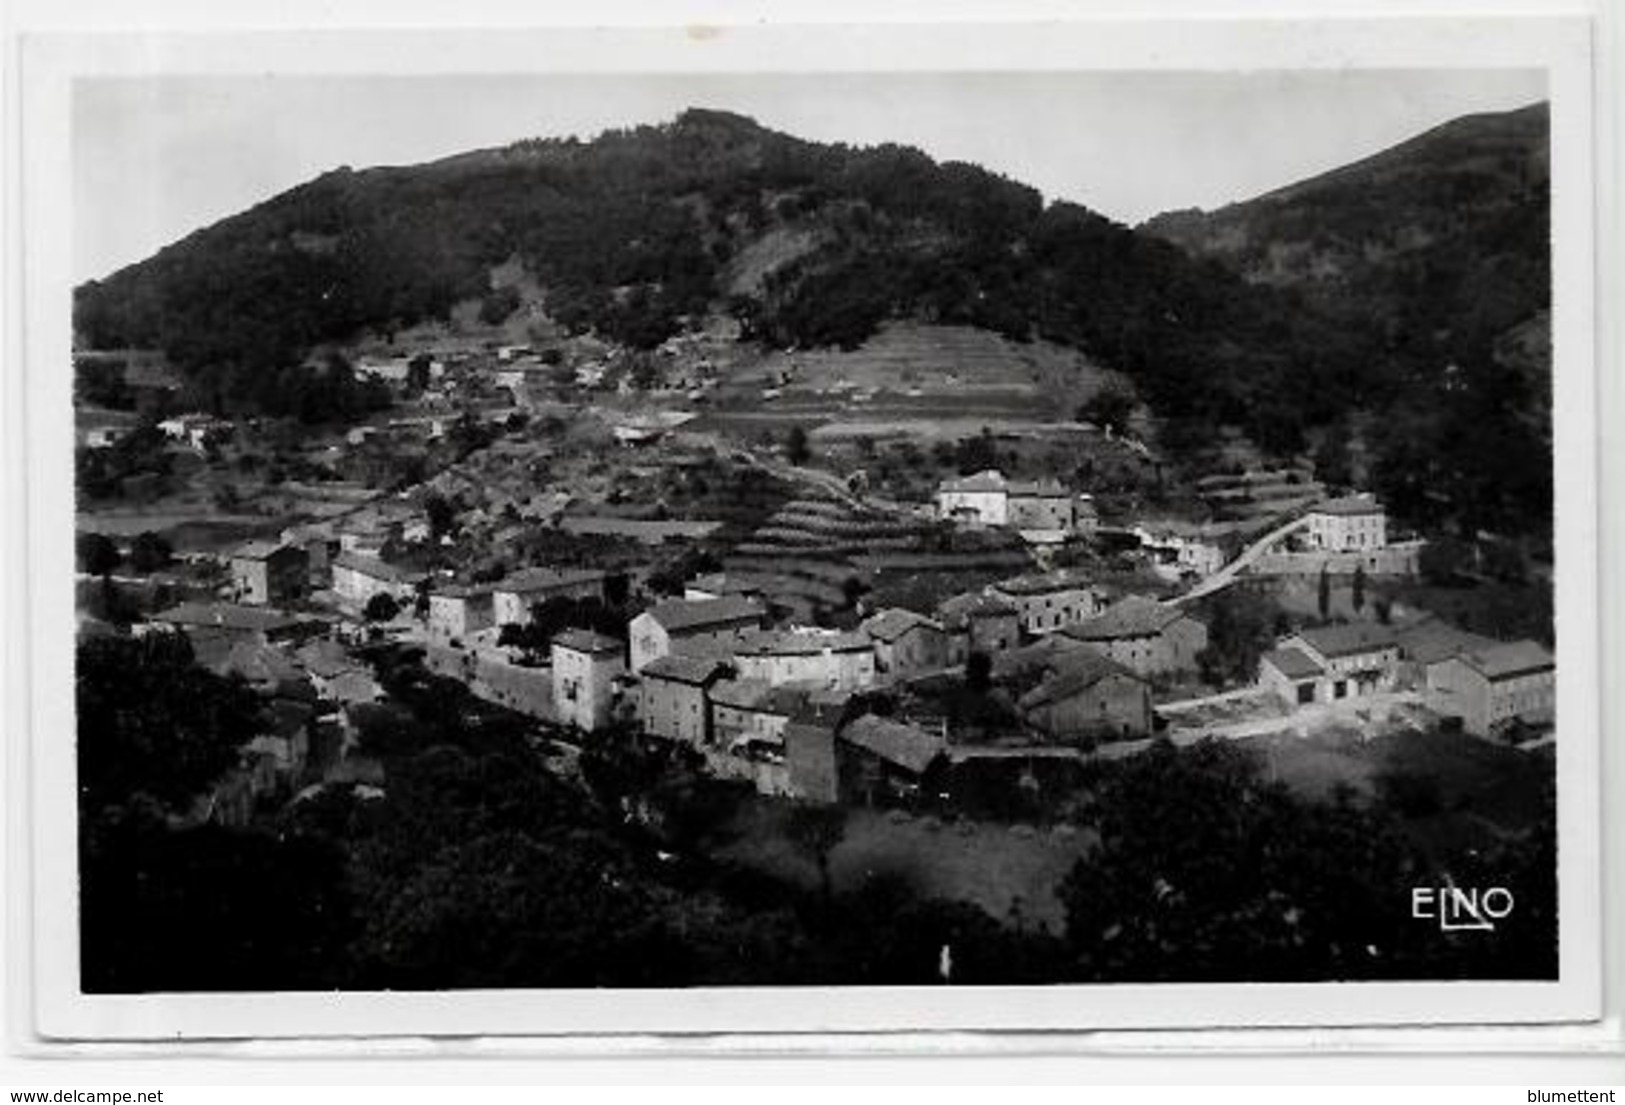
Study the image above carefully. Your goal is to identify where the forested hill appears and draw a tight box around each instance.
[73,109,1364,450]
[1142,103,1553,536]
[75,106,1551,535]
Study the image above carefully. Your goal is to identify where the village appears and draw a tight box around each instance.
[73,324,1558,846]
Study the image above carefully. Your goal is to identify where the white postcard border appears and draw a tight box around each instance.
[14,13,1605,1043]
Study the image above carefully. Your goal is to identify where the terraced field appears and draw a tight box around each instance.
[699,321,1119,442]
[726,491,1035,618]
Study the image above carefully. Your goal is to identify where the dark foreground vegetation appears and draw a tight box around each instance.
[79,636,1555,991]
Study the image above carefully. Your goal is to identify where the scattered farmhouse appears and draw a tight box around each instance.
[551,628,626,732]
[227,540,310,606]
[1425,640,1556,739]
[934,470,1094,537]
[1060,595,1208,678]
[629,595,767,673]
[861,608,949,678]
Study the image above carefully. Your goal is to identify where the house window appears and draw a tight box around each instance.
[1297,683,1315,705]
[1333,680,1347,699]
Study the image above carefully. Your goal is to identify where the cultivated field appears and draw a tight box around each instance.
[713,798,1097,933]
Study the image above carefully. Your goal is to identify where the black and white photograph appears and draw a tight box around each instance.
[9,10,1610,1046]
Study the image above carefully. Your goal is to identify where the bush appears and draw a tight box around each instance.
[364,593,401,622]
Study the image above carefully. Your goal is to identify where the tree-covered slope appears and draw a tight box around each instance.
[1142,102,1552,535]
[75,106,1552,535]
[74,109,1363,449]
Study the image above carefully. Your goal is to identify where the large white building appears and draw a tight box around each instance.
[935,470,1094,537]
[1306,495,1388,552]
[935,470,1011,526]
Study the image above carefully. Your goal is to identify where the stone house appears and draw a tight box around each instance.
[1278,622,1400,701]
[938,591,1022,664]
[1017,650,1152,742]
[491,567,608,627]
[628,595,766,673]
[331,553,426,612]
[861,608,949,678]
[427,585,495,644]
[636,654,733,746]
[730,628,876,692]
[1060,594,1208,678]
[989,570,1105,635]
[550,628,626,733]
[1425,640,1555,738]
[227,540,310,606]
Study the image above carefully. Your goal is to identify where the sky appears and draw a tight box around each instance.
[72,69,1546,282]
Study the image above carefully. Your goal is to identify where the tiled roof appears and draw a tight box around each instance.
[1019,650,1139,709]
[1293,622,1398,659]
[861,608,944,643]
[232,539,294,560]
[431,583,493,601]
[1006,478,1068,497]
[937,469,1007,494]
[1396,620,1501,667]
[1462,640,1555,681]
[709,678,779,711]
[494,566,607,595]
[1261,647,1324,681]
[1063,595,1187,641]
[331,552,427,583]
[840,714,946,775]
[148,602,300,634]
[642,595,765,633]
[739,628,873,657]
[991,569,1096,597]
[640,654,733,685]
[937,591,1019,629]
[552,628,624,656]
[1312,494,1384,517]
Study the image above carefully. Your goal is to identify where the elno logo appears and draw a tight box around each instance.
[1411,885,1515,932]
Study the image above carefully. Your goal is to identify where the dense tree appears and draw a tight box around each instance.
[1194,587,1277,688]
[76,532,121,578]
[784,804,846,909]
[1352,564,1368,613]
[785,425,811,465]
[364,592,401,622]
[128,530,174,574]
[76,633,261,816]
